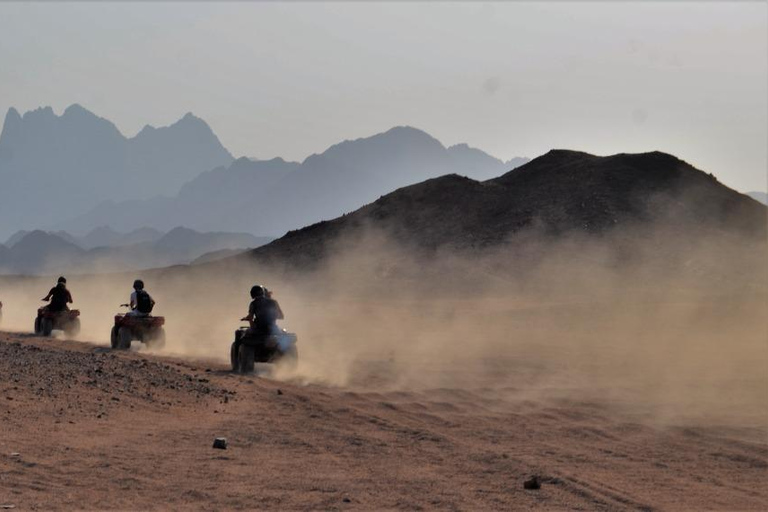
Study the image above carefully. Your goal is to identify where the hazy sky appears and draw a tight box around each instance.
[1,1,765,192]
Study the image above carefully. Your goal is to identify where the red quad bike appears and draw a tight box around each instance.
[35,307,81,337]
[230,325,298,374]
[111,305,166,350]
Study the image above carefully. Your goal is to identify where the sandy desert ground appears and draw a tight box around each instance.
[1,324,766,511]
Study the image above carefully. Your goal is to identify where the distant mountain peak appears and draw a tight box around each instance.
[62,103,92,116]
[384,125,432,136]
[15,229,80,248]
[164,226,199,237]
[0,105,234,236]
[4,230,30,247]
[380,125,443,145]
[0,107,22,145]
[23,106,55,120]
[308,125,445,165]
[60,103,122,134]
[4,107,21,125]
[175,112,208,129]
[136,124,157,136]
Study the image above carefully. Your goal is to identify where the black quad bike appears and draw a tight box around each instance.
[35,307,81,337]
[111,305,166,350]
[230,326,298,374]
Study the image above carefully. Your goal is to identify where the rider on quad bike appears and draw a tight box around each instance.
[231,285,297,373]
[242,285,284,333]
[36,276,80,337]
[42,276,73,312]
[128,279,155,316]
[111,279,165,350]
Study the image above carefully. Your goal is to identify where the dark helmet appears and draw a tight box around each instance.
[57,276,67,284]
[250,285,266,299]
[133,279,145,290]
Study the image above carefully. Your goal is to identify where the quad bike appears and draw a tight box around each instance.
[34,307,81,337]
[0,301,3,326]
[230,325,298,374]
[110,305,166,350]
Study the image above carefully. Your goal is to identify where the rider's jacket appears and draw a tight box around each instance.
[48,283,72,311]
[248,297,282,334]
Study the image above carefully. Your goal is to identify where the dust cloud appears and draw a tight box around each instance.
[0,222,766,428]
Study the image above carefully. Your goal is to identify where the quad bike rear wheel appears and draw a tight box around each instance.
[238,344,255,374]
[230,342,239,372]
[110,326,119,349]
[118,326,133,350]
[41,318,53,337]
[34,317,41,335]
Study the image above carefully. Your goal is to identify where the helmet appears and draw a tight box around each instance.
[133,279,145,290]
[57,276,66,284]
[250,285,266,299]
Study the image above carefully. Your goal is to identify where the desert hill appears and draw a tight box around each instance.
[246,150,767,267]
[56,127,529,235]
[0,104,233,238]
[0,228,271,275]
[1,230,86,275]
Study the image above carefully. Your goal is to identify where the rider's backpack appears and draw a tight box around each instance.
[136,290,154,314]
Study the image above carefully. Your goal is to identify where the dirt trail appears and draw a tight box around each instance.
[1,330,766,511]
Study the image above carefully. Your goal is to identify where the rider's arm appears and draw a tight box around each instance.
[274,300,285,320]
[66,290,73,304]
[41,287,54,301]
[129,292,137,310]
[241,302,256,326]
[241,312,256,328]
